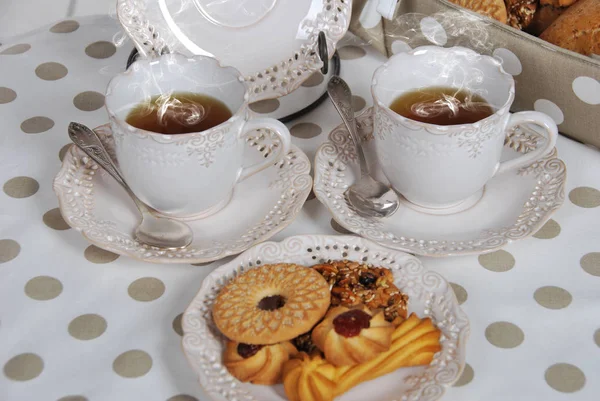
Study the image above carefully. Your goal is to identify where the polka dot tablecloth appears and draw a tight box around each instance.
[1,15,599,401]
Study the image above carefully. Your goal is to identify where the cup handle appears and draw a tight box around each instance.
[236,117,292,183]
[495,111,558,176]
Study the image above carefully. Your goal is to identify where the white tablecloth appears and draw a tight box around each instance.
[1,15,599,401]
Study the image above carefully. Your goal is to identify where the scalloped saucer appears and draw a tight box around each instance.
[182,235,469,401]
[117,0,351,102]
[53,124,312,264]
[314,108,567,257]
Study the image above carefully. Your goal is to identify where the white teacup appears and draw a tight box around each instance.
[105,53,291,219]
[371,46,558,213]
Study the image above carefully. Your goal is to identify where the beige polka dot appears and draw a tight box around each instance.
[167,396,198,401]
[301,72,324,87]
[338,45,367,60]
[59,144,71,162]
[3,353,44,381]
[478,250,515,272]
[580,252,600,277]
[190,261,213,267]
[453,363,474,386]
[450,282,468,305]
[534,286,572,309]
[545,363,586,393]
[485,321,524,348]
[84,245,119,264]
[331,219,352,234]
[0,44,31,55]
[68,314,107,340]
[172,313,183,336]
[352,95,366,111]
[249,99,280,113]
[3,176,39,197]
[57,396,88,401]
[113,350,152,378]
[85,41,117,59]
[25,276,63,300]
[290,122,322,139]
[0,239,20,264]
[307,190,316,201]
[0,87,17,104]
[594,329,600,347]
[43,208,70,230]
[50,20,80,33]
[533,219,561,239]
[35,62,68,81]
[569,187,600,208]
[73,91,105,111]
[128,277,165,302]
[21,116,55,134]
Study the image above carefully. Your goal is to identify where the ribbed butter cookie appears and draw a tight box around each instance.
[213,263,331,344]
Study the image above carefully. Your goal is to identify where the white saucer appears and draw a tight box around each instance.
[314,108,567,257]
[117,0,351,102]
[182,235,469,401]
[53,124,312,264]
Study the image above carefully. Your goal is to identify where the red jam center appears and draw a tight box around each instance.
[237,343,264,358]
[258,295,286,311]
[333,310,371,337]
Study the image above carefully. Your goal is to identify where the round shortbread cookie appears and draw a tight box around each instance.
[213,263,331,344]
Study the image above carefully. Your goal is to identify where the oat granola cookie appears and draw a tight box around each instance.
[312,260,409,322]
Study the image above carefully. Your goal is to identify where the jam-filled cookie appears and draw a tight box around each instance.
[312,305,394,366]
[213,263,331,344]
[223,340,298,385]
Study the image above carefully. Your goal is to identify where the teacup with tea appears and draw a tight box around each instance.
[371,46,558,213]
[105,53,291,219]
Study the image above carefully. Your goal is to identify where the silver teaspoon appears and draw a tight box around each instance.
[68,122,194,249]
[327,76,400,218]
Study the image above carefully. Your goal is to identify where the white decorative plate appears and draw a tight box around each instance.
[117,0,351,102]
[53,124,312,264]
[182,235,470,401]
[314,108,567,257]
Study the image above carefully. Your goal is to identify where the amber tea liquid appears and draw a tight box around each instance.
[389,86,495,126]
[125,92,232,135]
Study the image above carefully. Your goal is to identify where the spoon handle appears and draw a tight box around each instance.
[326,76,369,178]
[67,122,150,214]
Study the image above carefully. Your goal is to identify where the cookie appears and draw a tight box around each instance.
[449,0,509,23]
[223,340,298,385]
[505,0,538,29]
[213,263,331,344]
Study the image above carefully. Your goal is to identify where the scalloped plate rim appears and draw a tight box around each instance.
[116,0,352,102]
[181,234,470,401]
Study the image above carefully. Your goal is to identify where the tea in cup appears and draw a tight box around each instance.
[105,53,291,219]
[371,46,558,213]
